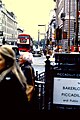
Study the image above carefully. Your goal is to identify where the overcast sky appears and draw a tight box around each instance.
[2,0,55,40]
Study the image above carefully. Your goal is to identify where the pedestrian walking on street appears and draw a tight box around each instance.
[18,52,35,111]
[0,45,29,113]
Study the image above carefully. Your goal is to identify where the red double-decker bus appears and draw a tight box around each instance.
[17,33,33,53]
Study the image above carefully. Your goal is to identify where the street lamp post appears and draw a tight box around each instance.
[68,0,71,53]
[38,30,40,46]
[38,24,46,46]
[38,24,46,31]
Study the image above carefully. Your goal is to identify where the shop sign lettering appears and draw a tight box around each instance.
[53,77,80,105]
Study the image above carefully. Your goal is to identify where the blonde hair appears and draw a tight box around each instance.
[0,45,27,87]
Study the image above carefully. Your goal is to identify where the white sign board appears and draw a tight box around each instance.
[53,77,80,105]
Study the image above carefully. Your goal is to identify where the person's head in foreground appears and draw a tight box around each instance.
[0,45,27,87]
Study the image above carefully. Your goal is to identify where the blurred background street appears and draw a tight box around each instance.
[32,55,46,74]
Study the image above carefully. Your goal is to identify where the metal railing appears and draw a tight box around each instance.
[34,71,46,111]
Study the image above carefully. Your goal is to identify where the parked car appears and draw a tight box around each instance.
[32,48,42,57]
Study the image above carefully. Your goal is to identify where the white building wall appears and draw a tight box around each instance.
[0,2,18,44]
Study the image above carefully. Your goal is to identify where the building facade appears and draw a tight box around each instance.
[0,0,17,45]
[53,0,80,51]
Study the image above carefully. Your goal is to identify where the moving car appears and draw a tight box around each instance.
[32,48,42,57]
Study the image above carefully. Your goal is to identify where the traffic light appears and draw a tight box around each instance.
[63,31,67,39]
[59,28,62,40]
[56,27,62,40]
[56,27,59,40]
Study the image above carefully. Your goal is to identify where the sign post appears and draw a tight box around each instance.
[52,53,80,110]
